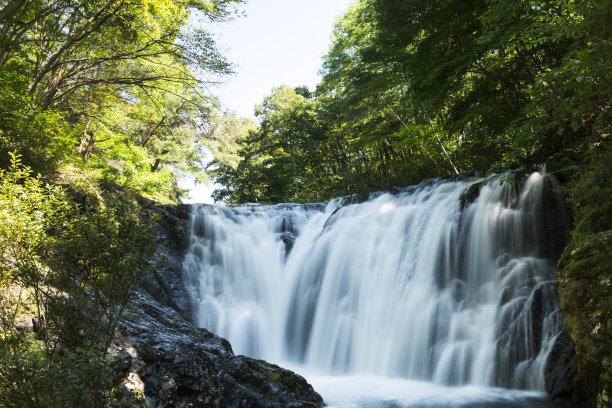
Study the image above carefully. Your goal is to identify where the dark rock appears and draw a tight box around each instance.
[440,170,484,183]
[459,181,484,210]
[557,230,612,408]
[499,286,513,306]
[545,328,578,403]
[136,196,192,250]
[157,203,192,248]
[531,288,544,353]
[337,192,372,206]
[115,291,324,408]
[32,316,44,332]
[280,231,295,255]
[108,347,133,382]
[137,200,193,321]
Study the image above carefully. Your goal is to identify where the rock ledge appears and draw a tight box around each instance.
[113,291,324,408]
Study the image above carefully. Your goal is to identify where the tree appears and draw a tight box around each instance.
[0,0,244,201]
[0,153,158,407]
[211,86,333,203]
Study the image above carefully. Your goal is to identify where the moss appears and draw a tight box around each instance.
[459,181,483,209]
[564,251,612,280]
[263,368,303,398]
[265,370,282,382]
[557,231,612,408]
[555,141,612,408]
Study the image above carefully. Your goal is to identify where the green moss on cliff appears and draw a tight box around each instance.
[557,141,612,408]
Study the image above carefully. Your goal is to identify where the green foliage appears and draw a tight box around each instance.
[0,153,70,292]
[0,345,116,408]
[0,0,244,201]
[0,154,158,406]
[0,75,73,172]
[212,86,333,203]
[214,0,611,204]
[567,142,612,238]
[44,194,157,352]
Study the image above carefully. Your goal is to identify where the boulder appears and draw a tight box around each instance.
[114,291,324,408]
[545,328,578,403]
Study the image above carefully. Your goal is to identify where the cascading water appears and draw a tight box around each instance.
[182,172,569,407]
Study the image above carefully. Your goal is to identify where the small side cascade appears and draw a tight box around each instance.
[182,172,568,391]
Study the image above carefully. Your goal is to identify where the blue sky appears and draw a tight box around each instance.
[207,0,352,118]
[181,0,352,203]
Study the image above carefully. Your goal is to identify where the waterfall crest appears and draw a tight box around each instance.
[182,173,568,391]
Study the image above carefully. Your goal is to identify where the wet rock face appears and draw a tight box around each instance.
[115,291,323,408]
[117,202,323,408]
[545,328,577,403]
[138,201,193,321]
[556,230,612,408]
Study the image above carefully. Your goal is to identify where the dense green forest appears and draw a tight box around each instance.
[0,0,247,202]
[211,0,610,204]
[0,0,244,405]
[0,0,610,406]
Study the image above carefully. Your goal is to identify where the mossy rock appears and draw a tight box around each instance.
[459,181,484,209]
[557,230,612,408]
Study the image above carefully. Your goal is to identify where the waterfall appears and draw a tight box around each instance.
[182,172,568,400]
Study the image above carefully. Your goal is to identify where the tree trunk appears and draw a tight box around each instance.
[78,119,91,156]
[82,127,96,162]
[150,158,161,172]
[140,116,165,147]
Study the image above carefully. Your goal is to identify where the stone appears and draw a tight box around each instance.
[557,230,612,408]
[137,199,193,321]
[113,291,323,408]
[545,328,578,403]
[14,317,34,333]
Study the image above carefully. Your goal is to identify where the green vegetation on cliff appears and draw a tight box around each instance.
[557,144,612,408]
[0,0,243,405]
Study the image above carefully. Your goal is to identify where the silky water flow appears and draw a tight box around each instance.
[182,173,569,407]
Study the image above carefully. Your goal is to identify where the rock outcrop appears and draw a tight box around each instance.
[138,202,193,321]
[557,230,612,408]
[545,328,578,403]
[112,201,324,407]
[112,291,323,408]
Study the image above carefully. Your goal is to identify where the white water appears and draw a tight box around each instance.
[182,173,568,407]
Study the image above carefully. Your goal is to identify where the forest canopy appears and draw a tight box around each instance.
[0,1,244,405]
[210,0,611,204]
[0,0,245,202]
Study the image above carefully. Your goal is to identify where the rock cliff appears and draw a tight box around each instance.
[111,291,323,408]
[557,230,612,408]
[111,201,323,408]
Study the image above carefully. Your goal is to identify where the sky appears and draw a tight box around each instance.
[207,0,353,119]
[180,0,353,203]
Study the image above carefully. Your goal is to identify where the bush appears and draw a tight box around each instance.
[0,153,158,407]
